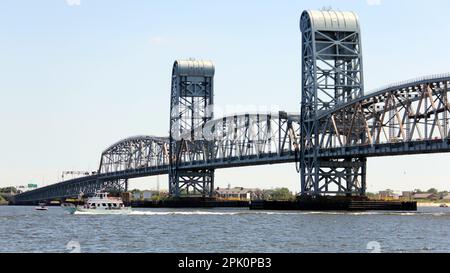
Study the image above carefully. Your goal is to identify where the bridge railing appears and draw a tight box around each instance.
[366,73,450,96]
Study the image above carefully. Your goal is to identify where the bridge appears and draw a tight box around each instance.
[14,10,450,204]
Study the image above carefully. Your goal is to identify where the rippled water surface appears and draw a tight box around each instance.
[1,206,450,253]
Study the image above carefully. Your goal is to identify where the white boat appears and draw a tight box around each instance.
[62,191,131,214]
[35,203,48,211]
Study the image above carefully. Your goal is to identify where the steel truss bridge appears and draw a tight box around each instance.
[15,10,450,204]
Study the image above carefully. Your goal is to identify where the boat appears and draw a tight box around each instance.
[35,203,48,211]
[62,191,131,214]
[439,204,448,208]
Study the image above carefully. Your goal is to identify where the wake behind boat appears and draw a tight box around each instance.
[35,202,48,211]
[62,191,131,214]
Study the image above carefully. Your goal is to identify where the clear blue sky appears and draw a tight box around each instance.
[1,0,450,193]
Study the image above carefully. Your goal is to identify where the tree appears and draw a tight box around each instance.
[439,191,449,199]
[366,192,377,199]
[427,188,438,194]
[0,195,7,204]
[269,188,295,201]
[0,187,17,194]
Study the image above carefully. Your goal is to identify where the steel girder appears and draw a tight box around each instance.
[99,136,169,173]
[169,59,215,197]
[316,75,450,156]
[300,10,366,197]
[177,112,300,166]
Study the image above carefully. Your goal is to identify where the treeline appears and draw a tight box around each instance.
[260,188,296,201]
[129,187,297,201]
[0,187,17,204]
[0,187,17,194]
[413,188,448,196]
[366,188,449,198]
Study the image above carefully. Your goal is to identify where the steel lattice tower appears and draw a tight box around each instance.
[169,59,215,197]
[300,10,367,196]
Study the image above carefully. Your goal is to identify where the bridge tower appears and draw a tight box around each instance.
[299,10,367,196]
[169,59,215,197]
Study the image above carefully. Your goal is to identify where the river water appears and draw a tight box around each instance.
[1,206,449,253]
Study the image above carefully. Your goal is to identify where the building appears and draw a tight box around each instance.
[142,190,153,200]
[412,193,439,200]
[214,187,262,201]
[132,191,142,200]
[376,190,400,200]
[121,192,132,203]
[379,190,393,199]
[131,190,161,200]
[401,191,413,199]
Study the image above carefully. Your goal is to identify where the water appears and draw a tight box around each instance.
[1,206,450,253]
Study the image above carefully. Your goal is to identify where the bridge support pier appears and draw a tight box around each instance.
[300,10,366,197]
[169,169,214,197]
[169,59,215,198]
[301,157,366,196]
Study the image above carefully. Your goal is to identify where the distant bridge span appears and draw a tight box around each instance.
[14,112,301,203]
[14,9,450,204]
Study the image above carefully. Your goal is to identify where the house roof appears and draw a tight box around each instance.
[413,193,437,199]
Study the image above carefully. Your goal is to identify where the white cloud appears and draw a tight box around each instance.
[66,0,81,6]
[367,0,382,5]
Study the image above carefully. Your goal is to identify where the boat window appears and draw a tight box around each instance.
[102,203,106,207]
[113,204,117,207]
[97,204,100,207]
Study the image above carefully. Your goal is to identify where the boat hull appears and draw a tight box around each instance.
[74,207,132,214]
[63,206,132,215]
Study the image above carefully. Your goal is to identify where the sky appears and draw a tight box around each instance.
[1,0,450,193]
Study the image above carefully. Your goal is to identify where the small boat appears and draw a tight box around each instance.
[35,203,48,211]
[63,191,131,214]
[439,204,448,208]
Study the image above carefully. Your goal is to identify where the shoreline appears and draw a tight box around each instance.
[417,202,450,207]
